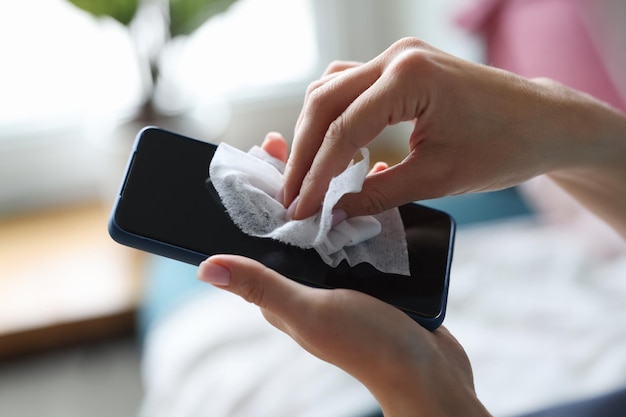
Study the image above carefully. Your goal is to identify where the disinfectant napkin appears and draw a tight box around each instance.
[209,143,410,275]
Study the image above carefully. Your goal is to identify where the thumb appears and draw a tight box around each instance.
[196,255,375,366]
[196,254,430,403]
[197,255,309,331]
[337,159,442,217]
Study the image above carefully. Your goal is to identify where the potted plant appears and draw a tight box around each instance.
[66,0,239,202]
[67,0,239,124]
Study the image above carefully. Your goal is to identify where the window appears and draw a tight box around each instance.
[0,0,317,213]
[0,0,479,214]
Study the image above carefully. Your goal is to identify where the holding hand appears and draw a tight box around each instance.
[197,132,490,417]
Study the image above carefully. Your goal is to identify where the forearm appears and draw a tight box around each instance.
[550,166,626,238]
[538,79,626,238]
[377,386,492,417]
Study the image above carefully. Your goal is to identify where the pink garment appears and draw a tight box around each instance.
[458,0,626,254]
[458,0,626,112]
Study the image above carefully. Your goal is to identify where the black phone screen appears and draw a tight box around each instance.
[110,127,455,327]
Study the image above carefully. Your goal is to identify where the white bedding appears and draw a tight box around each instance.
[139,217,626,417]
[446,218,626,416]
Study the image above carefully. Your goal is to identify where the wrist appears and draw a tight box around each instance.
[531,78,626,236]
[368,362,491,417]
[532,78,626,173]
[377,386,491,417]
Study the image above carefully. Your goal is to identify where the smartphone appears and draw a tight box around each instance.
[109,127,455,330]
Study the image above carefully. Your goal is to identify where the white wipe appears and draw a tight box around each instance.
[209,143,410,275]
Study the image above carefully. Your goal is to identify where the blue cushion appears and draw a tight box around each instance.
[420,187,533,226]
[138,256,212,341]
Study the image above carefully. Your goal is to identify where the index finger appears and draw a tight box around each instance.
[283,62,382,211]
[293,60,363,133]
[291,64,419,220]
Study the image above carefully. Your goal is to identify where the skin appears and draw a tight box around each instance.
[198,38,626,416]
[199,132,491,417]
[282,38,626,237]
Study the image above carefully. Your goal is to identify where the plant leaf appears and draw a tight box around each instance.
[67,0,139,26]
[169,0,239,37]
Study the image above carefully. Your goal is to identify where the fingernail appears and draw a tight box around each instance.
[198,260,231,287]
[331,208,348,227]
[285,195,299,220]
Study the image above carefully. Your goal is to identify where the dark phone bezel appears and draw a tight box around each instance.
[108,127,455,330]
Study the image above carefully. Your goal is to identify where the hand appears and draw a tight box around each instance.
[197,254,489,417]
[282,38,626,235]
[197,132,491,417]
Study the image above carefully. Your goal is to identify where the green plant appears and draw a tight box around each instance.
[67,0,239,119]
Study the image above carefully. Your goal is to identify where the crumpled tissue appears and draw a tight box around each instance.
[208,142,410,275]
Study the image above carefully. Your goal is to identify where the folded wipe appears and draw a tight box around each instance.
[209,143,410,275]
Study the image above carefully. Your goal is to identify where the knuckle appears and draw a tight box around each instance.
[384,37,433,64]
[388,48,437,80]
[347,188,392,216]
[532,76,558,87]
[391,36,430,52]
[362,190,393,215]
[236,272,268,307]
[300,85,332,131]
[305,78,325,97]
[325,116,344,142]
[324,115,360,155]
[304,84,330,117]
[324,60,351,74]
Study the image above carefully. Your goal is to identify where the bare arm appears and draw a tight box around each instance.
[535,78,626,237]
[282,38,626,238]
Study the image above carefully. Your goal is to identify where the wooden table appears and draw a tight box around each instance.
[0,202,144,359]
[0,139,408,360]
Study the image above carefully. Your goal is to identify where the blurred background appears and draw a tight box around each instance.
[1,0,625,416]
[0,1,478,415]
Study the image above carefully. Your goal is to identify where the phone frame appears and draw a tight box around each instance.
[109,127,455,330]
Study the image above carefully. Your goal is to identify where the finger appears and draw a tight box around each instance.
[284,62,382,210]
[322,60,362,76]
[294,70,353,134]
[293,61,362,133]
[292,71,412,219]
[335,156,443,217]
[196,255,434,400]
[369,161,388,175]
[261,131,288,162]
[198,255,314,331]
[196,254,315,336]
[196,256,375,360]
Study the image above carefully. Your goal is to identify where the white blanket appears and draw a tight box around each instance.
[139,218,626,417]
